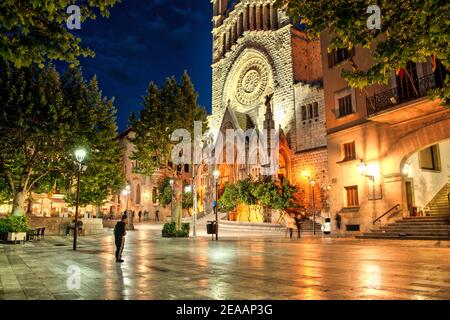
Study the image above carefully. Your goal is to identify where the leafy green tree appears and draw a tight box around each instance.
[0,0,120,68]
[0,61,124,215]
[63,76,125,212]
[157,177,173,208]
[130,71,207,230]
[0,174,11,205]
[276,0,450,105]
[217,183,239,212]
[236,178,258,222]
[0,61,67,216]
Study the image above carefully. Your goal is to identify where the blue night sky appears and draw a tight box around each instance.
[73,0,212,132]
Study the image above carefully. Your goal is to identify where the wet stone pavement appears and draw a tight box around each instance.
[0,223,449,300]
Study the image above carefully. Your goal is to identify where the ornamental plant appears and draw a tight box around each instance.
[162,222,190,238]
[5,215,29,233]
[218,178,298,222]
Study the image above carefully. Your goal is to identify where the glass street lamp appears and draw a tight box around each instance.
[122,185,131,212]
[73,148,86,251]
[402,163,411,176]
[357,159,367,175]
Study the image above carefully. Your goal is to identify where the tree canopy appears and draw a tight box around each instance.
[130,71,208,177]
[276,0,450,105]
[218,178,298,213]
[0,0,120,68]
[0,60,125,215]
[130,71,207,229]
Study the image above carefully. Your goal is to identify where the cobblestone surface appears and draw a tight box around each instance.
[0,223,449,300]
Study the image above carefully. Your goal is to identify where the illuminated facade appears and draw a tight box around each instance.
[204,0,329,221]
[112,129,193,222]
[321,32,450,234]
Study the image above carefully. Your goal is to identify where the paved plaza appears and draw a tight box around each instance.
[0,223,449,300]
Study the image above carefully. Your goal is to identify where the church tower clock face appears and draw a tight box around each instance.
[232,55,271,107]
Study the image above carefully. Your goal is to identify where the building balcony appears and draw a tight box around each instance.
[365,70,447,124]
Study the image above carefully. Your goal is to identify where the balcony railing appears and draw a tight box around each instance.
[366,72,445,116]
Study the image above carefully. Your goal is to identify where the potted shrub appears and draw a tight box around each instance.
[0,218,8,241]
[162,222,189,238]
[6,216,29,243]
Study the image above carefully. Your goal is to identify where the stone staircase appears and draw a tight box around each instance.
[424,183,450,215]
[357,214,450,240]
[217,217,322,235]
[357,183,450,240]
[299,218,323,234]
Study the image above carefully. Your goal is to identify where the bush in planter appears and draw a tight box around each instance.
[0,218,8,240]
[6,216,29,233]
[162,222,189,238]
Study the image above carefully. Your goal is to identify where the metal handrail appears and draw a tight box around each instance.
[373,204,400,224]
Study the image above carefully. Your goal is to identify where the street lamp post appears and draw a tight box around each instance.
[310,178,316,235]
[358,159,375,198]
[73,149,86,251]
[302,169,318,235]
[122,185,131,212]
[213,169,220,241]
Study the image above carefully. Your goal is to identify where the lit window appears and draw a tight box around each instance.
[342,142,356,161]
[338,94,353,118]
[345,186,359,207]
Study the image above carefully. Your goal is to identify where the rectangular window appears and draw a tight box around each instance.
[313,102,319,118]
[338,94,353,117]
[345,186,359,207]
[328,47,355,68]
[419,145,441,171]
[308,104,313,119]
[184,164,190,173]
[301,105,307,120]
[342,142,356,161]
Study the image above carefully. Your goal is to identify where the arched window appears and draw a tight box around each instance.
[135,184,141,204]
[152,187,157,204]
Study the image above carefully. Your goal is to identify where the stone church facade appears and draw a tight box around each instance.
[204,0,330,220]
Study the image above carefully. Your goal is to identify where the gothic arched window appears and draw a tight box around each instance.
[135,184,141,205]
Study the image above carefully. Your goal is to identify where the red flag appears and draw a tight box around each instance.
[396,68,405,79]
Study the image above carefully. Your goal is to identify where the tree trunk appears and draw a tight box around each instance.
[172,176,183,231]
[12,191,27,216]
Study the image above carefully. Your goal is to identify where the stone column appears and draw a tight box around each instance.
[263,3,269,31]
[256,4,261,30]
[270,3,278,30]
[249,5,255,31]
[238,12,243,36]
[243,5,249,32]
[222,33,227,57]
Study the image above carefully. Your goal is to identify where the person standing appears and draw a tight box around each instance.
[138,210,142,223]
[286,213,297,239]
[155,209,160,222]
[294,213,302,239]
[114,214,128,263]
